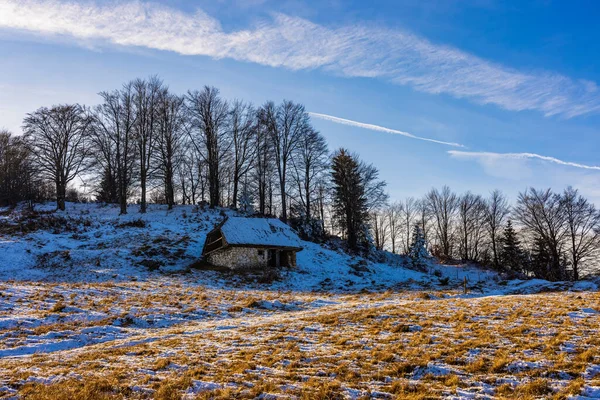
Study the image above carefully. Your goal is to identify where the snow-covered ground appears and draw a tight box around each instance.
[0,202,599,398]
[2,202,593,293]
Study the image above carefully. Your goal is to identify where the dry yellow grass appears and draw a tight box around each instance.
[0,283,598,399]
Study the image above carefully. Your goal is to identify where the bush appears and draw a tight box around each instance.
[116,218,146,228]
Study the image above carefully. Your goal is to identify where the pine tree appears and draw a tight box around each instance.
[409,224,429,270]
[96,166,118,204]
[527,235,560,280]
[331,148,369,252]
[500,220,523,273]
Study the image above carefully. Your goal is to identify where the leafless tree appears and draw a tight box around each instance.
[372,209,390,251]
[457,192,486,261]
[0,131,35,206]
[402,197,418,254]
[132,77,163,213]
[92,84,137,214]
[315,178,330,235]
[386,202,403,254]
[484,190,510,269]
[23,104,93,211]
[155,90,186,209]
[416,198,431,246]
[291,127,329,222]
[360,161,389,212]
[265,100,309,221]
[426,186,459,260]
[561,186,600,280]
[255,104,276,215]
[177,146,207,206]
[228,100,256,209]
[514,188,568,281]
[186,86,230,208]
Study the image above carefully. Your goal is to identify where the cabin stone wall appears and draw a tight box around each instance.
[207,247,269,270]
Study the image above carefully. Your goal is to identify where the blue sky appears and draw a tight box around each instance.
[1,0,600,203]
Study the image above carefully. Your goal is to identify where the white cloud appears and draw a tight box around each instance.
[1,0,600,117]
[310,112,464,147]
[448,150,600,171]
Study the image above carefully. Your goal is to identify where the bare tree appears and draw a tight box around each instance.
[386,202,403,254]
[316,178,330,235]
[416,198,431,246]
[372,209,390,251]
[402,197,417,254]
[426,186,459,260]
[155,90,186,209]
[0,131,35,206]
[92,84,137,214]
[514,188,568,281]
[457,192,486,261]
[266,100,309,222]
[561,186,600,280]
[484,190,510,269]
[255,104,275,215]
[360,161,389,212]
[291,127,329,222]
[229,100,256,209]
[23,104,93,211]
[132,77,163,213]
[186,86,230,208]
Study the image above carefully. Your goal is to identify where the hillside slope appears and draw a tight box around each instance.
[0,202,597,294]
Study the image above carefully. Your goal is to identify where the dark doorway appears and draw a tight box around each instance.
[280,251,291,267]
[268,250,278,267]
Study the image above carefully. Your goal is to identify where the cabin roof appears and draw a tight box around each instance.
[216,217,302,250]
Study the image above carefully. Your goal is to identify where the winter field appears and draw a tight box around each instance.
[0,203,599,399]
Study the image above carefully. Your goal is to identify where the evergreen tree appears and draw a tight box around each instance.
[331,148,369,252]
[408,224,429,270]
[500,220,523,272]
[96,166,119,203]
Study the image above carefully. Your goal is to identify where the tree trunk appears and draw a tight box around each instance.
[259,179,265,214]
[56,179,66,211]
[232,174,239,209]
[491,232,498,269]
[140,170,147,213]
[280,175,287,222]
[304,166,311,221]
[120,195,127,215]
[166,167,174,210]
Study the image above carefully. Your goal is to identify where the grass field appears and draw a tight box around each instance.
[1,280,599,399]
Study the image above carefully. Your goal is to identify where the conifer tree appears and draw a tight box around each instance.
[500,220,523,273]
[408,224,429,270]
[331,148,369,252]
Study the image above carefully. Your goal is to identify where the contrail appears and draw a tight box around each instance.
[309,112,465,148]
[448,150,600,171]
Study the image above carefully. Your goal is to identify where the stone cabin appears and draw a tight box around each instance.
[201,217,303,269]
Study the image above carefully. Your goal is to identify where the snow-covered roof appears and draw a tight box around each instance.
[219,217,302,250]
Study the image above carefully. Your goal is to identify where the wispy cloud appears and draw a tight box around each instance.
[1,0,600,117]
[310,112,464,147]
[449,150,600,171]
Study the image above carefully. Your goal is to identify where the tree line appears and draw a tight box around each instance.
[371,186,600,281]
[0,76,598,280]
[0,76,386,250]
